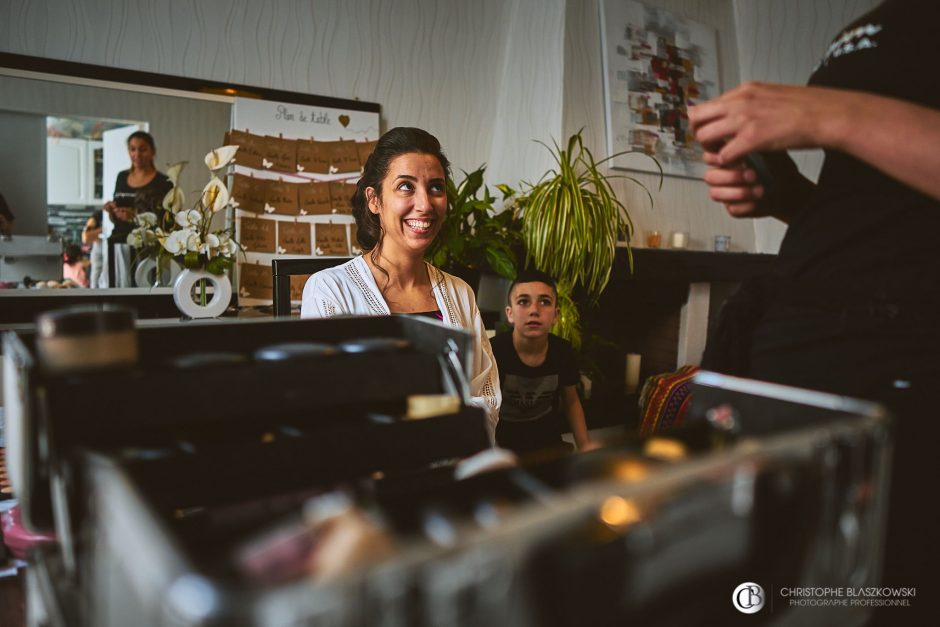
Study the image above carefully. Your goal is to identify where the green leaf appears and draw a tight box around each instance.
[485,247,516,280]
[183,251,201,269]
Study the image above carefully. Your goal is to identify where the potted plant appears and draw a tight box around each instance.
[425,164,521,288]
[506,129,660,349]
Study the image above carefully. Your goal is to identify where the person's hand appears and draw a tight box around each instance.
[688,81,847,165]
[700,149,769,219]
[114,206,137,222]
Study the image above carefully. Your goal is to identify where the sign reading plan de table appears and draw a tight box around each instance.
[231,95,380,307]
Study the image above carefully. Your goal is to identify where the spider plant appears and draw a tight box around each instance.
[505,129,660,349]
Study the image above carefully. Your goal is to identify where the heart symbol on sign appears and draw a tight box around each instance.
[339,115,350,127]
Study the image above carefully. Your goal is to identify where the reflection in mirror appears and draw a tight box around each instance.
[0,58,232,290]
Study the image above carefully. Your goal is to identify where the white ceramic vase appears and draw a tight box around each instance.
[134,256,183,288]
[172,269,232,319]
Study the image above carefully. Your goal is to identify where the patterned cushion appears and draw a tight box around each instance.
[638,365,699,435]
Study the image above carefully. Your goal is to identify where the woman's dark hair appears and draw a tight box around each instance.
[351,127,450,253]
[127,130,156,151]
[64,243,83,265]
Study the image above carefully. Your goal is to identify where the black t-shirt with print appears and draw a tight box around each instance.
[110,170,173,243]
[773,0,940,300]
[491,331,579,452]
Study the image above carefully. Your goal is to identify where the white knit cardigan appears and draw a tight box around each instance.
[300,255,501,439]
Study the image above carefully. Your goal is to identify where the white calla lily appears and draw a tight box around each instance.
[202,177,230,213]
[204,145,239,171]
[162,186,185,213]
[165,161,188,184]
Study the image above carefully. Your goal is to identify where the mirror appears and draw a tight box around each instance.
[0,53,232,289]
[0,52,375,292]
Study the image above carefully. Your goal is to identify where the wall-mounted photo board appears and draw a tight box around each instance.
[230,96,380,306]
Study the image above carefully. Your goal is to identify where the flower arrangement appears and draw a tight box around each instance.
[128,145,241,276]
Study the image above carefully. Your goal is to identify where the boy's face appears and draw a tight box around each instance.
[506,281,558,339]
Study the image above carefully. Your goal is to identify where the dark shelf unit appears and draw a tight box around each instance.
[613,247,777,283]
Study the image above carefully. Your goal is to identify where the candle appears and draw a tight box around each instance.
[670,231,688,249]
[645,230,662,248]
[625,353,642,393]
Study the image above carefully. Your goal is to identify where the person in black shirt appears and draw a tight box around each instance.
[492,270,595,454]
[103,131,173,286]
[104,131,172,243]
[689,1,938,620]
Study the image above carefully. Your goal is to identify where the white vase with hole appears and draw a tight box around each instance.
[172,269,232,319]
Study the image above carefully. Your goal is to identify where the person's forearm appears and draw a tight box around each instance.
[563,388,592,449]
[827,94,940,202]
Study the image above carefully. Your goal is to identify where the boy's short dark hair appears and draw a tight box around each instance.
[507,269,558,304]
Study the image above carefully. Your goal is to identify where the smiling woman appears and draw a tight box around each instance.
[300,127,501,439]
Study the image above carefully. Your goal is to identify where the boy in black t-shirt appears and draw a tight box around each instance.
[492,270,595,454]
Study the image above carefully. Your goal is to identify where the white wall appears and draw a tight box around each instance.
[0,0,881,252]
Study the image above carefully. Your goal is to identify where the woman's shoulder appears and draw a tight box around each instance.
[303,257,363,293]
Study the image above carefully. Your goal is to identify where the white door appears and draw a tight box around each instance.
[102,124,146,238]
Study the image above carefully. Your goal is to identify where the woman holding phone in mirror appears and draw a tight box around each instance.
[103,131,173,286]
[301,127,501,440]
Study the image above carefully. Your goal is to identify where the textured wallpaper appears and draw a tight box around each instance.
[0,0,517,179]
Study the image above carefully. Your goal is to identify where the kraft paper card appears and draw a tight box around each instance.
[298,181,333,215]
[356,140,377,168]
[278,220,312,255]
[329,181,355,214]
[230,174,265,213]
[260,135,297,172]
[297,139,330,175]
[265,180,299,215]
[323,140,361,174]
[239,262,273,300]
[227,129,265,170]
[239,216,276,253]
[290,274,310,301]
[315,223,349,256]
